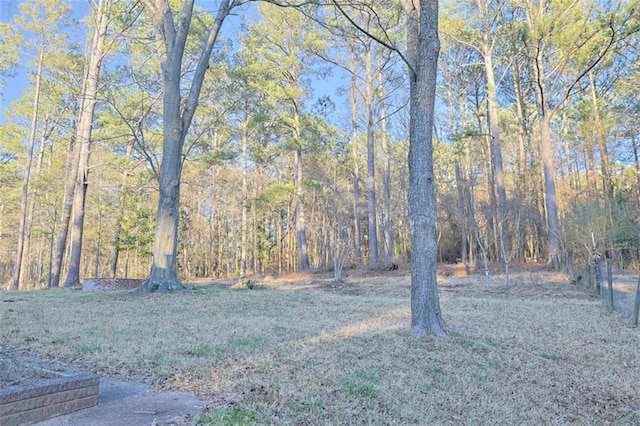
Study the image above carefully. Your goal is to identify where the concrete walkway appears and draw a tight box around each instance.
[37,378,209,426]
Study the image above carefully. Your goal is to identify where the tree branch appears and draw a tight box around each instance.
[330,0,416,79]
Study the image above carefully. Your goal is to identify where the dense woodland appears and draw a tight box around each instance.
[0,0,639,291]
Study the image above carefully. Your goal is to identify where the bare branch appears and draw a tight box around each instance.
[330,0,416,78]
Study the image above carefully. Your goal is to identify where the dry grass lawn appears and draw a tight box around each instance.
[1,269,639,424]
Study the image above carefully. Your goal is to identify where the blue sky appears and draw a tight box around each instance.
[0,1,90,121]
[0,1,351,127]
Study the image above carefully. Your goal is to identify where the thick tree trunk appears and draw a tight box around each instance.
[526,3,562,268]
[295,147,310,270]
[138,88,185,289]
[63,0,110,288]
[137,0,229,292]
[143,133,185,291]
[539,113,562,268]
[407,0,447,338]
[50,124,81,288]
[63,164,89,287]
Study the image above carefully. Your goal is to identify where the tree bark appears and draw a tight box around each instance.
[365,47,379,266]
[136,0,231,293]
[63,0,111,288]
[539,112,562,268]
[633,134,640,208]
[295,146,311,270]
[526,0,562,268]
[50,116,83,287]
[349,50,362,265]
[406,0,447,338]
[240,121,249,277]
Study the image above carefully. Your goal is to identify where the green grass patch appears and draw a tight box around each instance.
[197,407,265,425]
[51,335,68,345]
[183,344,218,358]
[460,337,493,354]
[227,335,266,349]
[539,352,560,361]
[341,378,376,397]
[426,364,445,378]
[340,370,380,398]
[77,343,102,354]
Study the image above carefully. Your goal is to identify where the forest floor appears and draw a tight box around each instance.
[1,265,639,424]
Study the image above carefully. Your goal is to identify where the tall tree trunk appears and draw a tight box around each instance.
[291,101,311,271]
[539,112,562,268]
[13,41,44,291]
[240,121,249,277]
[512,58,531,262]
[478,109,498,260]
[406,0,447,338]
[455,162,469,273]
[632,134,640,207]
[50,120,83,286]
[63,0,111,288]
[560,110,575,187]
[580,133,595,193]
[446,69,469,273]
[365,48,379,266]
[350,49,362,265]
[513,56,529,183]
[483,44,509,266]
[294,147,310,270]
[380,92,394,259]
[526,0,562,267]
[589,72,613,203]
[25,129,52,287]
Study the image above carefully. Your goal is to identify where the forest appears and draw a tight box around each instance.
[0,0,639,292]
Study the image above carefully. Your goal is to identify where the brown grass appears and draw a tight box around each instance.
[1,270,639,424]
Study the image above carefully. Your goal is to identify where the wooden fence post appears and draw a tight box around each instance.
[632,274,640,326]
[607,260,614,311]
